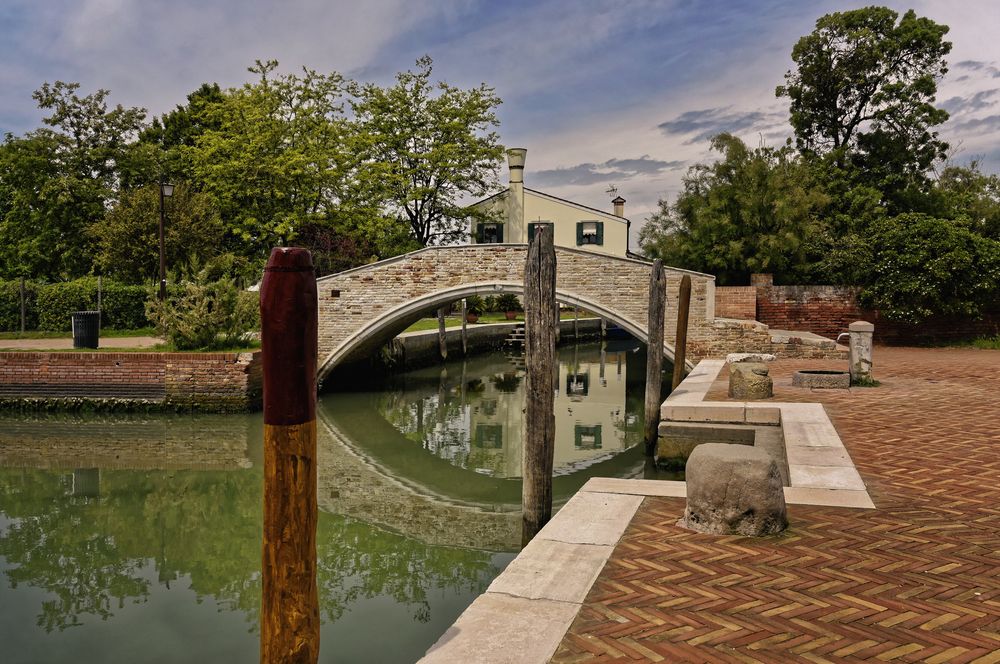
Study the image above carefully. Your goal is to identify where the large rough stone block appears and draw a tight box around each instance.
[728,362,773,400]
[679,443,787,536]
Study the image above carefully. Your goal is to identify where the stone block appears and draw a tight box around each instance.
[726,352,776,364]
[728,362,773,400]
[680,443,787,536]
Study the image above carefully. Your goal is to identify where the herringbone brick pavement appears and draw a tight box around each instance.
[552,347,1000,663]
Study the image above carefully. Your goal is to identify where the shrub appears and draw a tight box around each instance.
[0,280,39,331]
[465,295,485,315]
[146,268,258,350]
[858,214,1000,324]
[35,278,151,331]
[496,293,522,312]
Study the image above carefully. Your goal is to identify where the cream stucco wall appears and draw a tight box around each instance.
[470,188,630,257]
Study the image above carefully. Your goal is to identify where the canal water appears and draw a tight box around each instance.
[0,341,669,663]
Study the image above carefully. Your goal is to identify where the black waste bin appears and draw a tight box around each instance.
[72,311,101,349]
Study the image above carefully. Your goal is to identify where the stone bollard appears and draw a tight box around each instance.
[728,362,773,400]
[848,320,874,383]
[679,443,787,536]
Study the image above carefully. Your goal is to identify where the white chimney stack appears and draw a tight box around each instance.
[507,148,526,184]
[612,195,626,218]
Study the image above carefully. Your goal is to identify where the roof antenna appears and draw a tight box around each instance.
[606,184,619,199]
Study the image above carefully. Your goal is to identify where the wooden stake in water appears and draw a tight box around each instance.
[643,260,666,456]
[437,306,448,361]
[522,226,557,546]
[672,275,692,390]
[461,299,468,355]
[260,247,320,664]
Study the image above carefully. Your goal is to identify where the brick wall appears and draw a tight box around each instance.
[716,273,1000,344]
[714,286,757,320]
[0,351,262,412]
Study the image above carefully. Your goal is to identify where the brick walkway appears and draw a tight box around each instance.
[553,347,1000,663]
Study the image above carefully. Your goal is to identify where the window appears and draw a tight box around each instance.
[576,221,604,246]
[566,372,589,397]
[574,425,602,450]
[476,223,503,243]
[475,424,504,449]
[528,221,552,243]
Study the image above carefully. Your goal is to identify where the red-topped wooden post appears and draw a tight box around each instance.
[259,247,320,664]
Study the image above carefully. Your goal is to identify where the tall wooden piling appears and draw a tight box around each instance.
[522,226,557,546]
[461,299,468,355]
[437,306,448,361]
[643,260,666,456]
[671,275,692,390]
[259,247,320,664]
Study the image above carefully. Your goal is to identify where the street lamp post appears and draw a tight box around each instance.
[158,180,175,300]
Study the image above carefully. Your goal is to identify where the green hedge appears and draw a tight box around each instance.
[0,278,153,332]
[0,280,39,331]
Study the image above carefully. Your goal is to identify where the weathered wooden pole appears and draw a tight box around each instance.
[643,260,666,456]
[522,226,557,546]
[461,299,468,355]
[672,275,692,391]
[259,247,320,664]
[573,305,579,340]
[437,306,448,361]
[19,277,26,334]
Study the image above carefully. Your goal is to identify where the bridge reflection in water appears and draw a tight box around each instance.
[0,341,666,660]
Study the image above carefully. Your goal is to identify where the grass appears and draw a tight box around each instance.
[970,334,1000,350]
[0,327,157,340]
[402,310,592,333]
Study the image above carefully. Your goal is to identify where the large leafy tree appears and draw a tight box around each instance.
[0,83,148,280]
[639,134,828,285]
[140,83,226,182]
[776,7,951,204]
[351,56,504,246]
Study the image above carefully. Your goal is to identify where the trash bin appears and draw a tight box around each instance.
[72,311,101,349]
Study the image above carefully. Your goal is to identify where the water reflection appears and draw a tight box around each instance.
[0,341,664,661]
[369,341,647,479]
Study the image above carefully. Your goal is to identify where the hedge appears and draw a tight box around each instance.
[0,278,152,332]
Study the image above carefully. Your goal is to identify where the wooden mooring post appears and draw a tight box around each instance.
[461,299,468,355]
[522,226,557,546]
[672,275,692,390]
[643,260,666,456]
[437,306,448,361]
[259,247,320,664]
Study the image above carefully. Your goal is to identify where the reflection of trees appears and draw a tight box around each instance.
[0,467,502,633]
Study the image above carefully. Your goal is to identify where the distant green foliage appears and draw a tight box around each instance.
[854,214,1000,324]
[465,295,485,316]
[32,278,149,331]
[146,268,257,350]
[0,280,38,331]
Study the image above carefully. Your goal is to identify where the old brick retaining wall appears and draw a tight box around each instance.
[716,274,1000,344]
[0,351,262,412]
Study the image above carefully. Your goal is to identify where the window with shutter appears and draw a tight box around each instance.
[579,221,600,245]
[528,222,552,243]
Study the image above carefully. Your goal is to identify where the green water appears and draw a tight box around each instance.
[0,341,662,663]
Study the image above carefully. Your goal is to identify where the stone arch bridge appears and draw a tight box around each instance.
[316,244,768,382]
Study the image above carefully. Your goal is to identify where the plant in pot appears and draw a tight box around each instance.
[465,295,485,323]
[496,293,522,320]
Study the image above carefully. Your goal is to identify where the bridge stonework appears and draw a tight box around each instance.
[315,245,772,380]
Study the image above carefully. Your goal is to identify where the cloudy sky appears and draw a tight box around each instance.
[2,0,999,242]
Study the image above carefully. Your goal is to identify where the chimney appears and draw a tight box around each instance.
[612,195,626,218]
[507,148,526,184]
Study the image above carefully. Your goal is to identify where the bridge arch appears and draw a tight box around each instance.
[315,244,723,383]
[316,279,684,382]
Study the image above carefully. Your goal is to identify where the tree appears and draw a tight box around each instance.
[139,83,226,182]
[0,82,148,280]
[776,7,951,201]
[88,183,225,283]
[186,60,359,259]
[351,56,504,246]
[639,134,828,284]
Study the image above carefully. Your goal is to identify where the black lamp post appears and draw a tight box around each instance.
[158,180,175,300]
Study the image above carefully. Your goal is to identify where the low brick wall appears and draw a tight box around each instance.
[716,274,1000,345]
[0,351,262,412]
[714,286,757,320]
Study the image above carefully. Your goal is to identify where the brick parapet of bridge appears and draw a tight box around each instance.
[316,245,768,374]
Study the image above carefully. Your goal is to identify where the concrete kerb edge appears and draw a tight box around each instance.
[659,359,875,510]
[418,489,643,663]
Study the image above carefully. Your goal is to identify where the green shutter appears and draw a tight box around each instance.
[576,222,584,246]
[596,221,604,245]
[497,224,504,243]
[528,223,535,243]
[475,224,484,243]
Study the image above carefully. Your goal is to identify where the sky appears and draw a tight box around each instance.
[2,0,1000,243]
